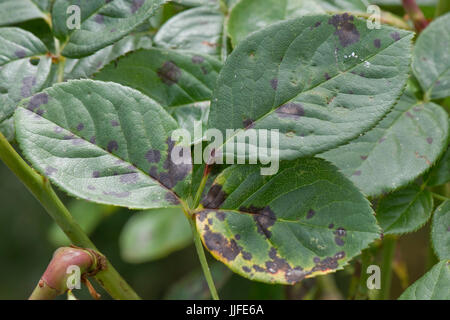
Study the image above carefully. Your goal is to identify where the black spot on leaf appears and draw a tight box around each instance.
[45,166,57,176]
[242,118,254,128]
[165,192,180,205]
[242,266,251,273]
[240,206,276,239]
[148,138,191,189]
[335,237,345,246]
[107,140,118,153]
[157,61,181,86]
[202,184,227,209]
[120,173,138,184]
[145,149,161,163]
[192,56,204,64]
[21,76,36,97]
[203,230,240,261]
[94,14,104,24]
[306,209,315,219]
[103,191,131,198]
[28,93,48,111]
[111,120,119,127]
[276,103,304,118]
[216,211,226,221]
[270,78,278,90]
[76,123,84,131]
[92,171,100,178]
[374,39,381,48]
[328,13,360,47]
[15,50,27,58]
[131,0,144,13]
[390,32,401,41]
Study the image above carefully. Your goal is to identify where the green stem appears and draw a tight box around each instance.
[431,192,449,202]
[192,166,210,209]
[435,0,450,17]
[188,217,219,300]
[379,236,397,300]
[0,133,140,300]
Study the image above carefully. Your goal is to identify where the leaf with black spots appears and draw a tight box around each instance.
[431,200,450,260]
[95,48,222,139]
[120,208,192,263]
[413,12,450,100]
[15,80,192,209]
[399,260,450,300]
[208,15,413,162]
[320,87,449,196]
[376,185,433,235]
[154,6,225,59]
[196,158,380,284]
[51,0,166,58]
[0,27,53,141]
[228,0,367,46]
[64,33,152,80]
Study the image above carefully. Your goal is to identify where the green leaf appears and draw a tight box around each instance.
[51,0,166,58]
[427,140,450,187]
[48,199,116,246]
[376,185,433,235]
[64,33,152,80]
[15,80,192,209]
[209,15,413,161]
[320,88,449,196]
[413,12,450,100]
[0,0,47,26]
[154,6,225,58]
[431,200,450,260]
[228,0,367,46]
[196,158,380,284]
[399,260,450,300]
[0,27,53,141]
[95,48,222,138]
[119,208,192,263]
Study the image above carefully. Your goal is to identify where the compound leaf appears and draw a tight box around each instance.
[15,80,192,209]
[51,0,166,58]
[196,158,380,284]
[320,88,449,196]
[399,260,450,300]
[376,185,433,235]
[208,15,413,161]
[413,12,450,100]
[120,207,192,263]
[0,27,53,141]
[431,200,450,260]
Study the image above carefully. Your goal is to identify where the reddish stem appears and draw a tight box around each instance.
[29,247,98,300]
[402,0,429,32]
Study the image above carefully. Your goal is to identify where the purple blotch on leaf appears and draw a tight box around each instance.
[328,13,360,47]
[157,61,181,86]
[107,140,118,153]
[28,92,48,111]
